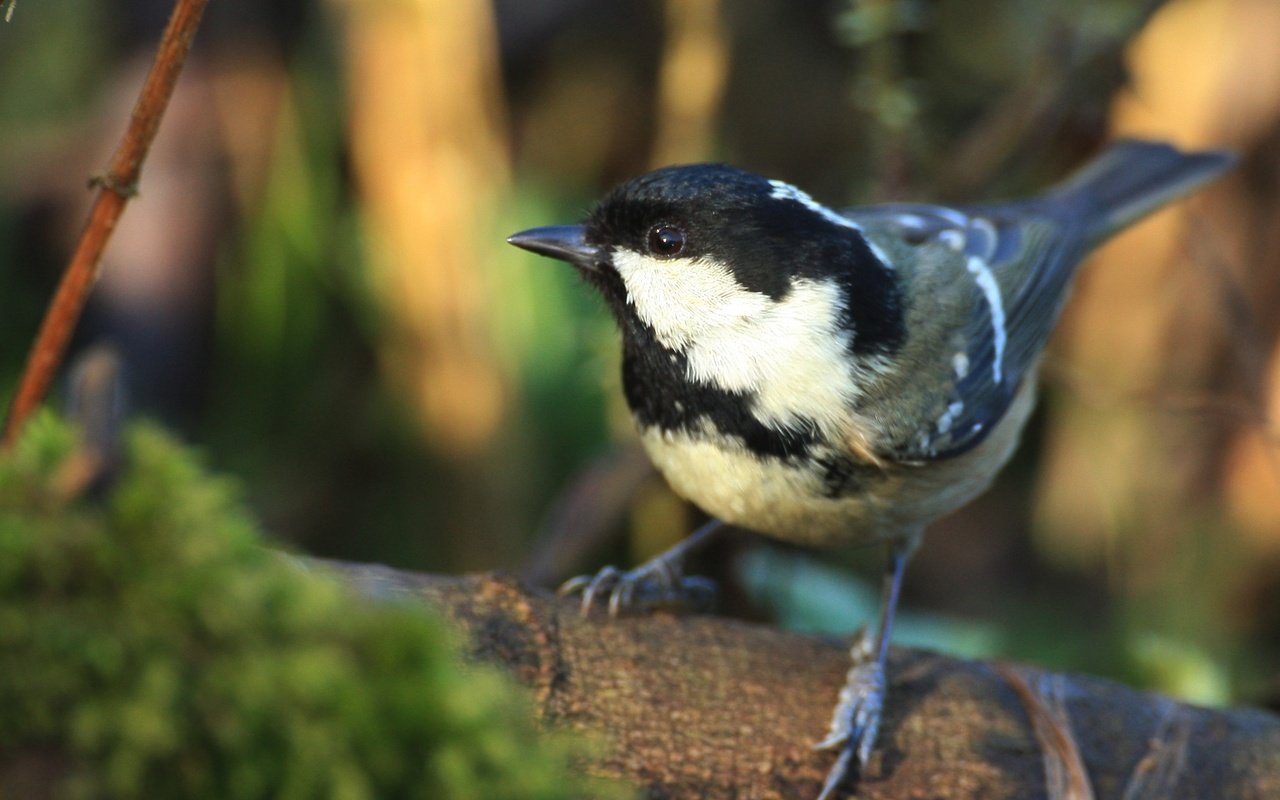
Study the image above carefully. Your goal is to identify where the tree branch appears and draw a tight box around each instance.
[327,563,1280,799]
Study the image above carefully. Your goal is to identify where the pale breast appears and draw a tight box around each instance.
[638,425,892,547]
[635,378,1038,547]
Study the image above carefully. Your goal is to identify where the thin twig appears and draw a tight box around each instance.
[995,664,1096,800]
[1,0,210,448]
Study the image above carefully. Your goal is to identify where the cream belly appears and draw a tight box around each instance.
[636,379,1037,548]
[638,426,889,547]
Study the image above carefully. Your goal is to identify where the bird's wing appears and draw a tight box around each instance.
[845,202,1085,460]
[842,142,1231,462]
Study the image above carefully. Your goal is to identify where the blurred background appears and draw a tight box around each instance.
[1,0,1277,709]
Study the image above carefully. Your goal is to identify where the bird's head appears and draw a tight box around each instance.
[508,164,903,362]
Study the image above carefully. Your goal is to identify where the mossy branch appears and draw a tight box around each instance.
[328,564,1280,799]
[0,418,611,799]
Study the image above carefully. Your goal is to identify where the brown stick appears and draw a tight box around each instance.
[326,564,1280,799]
[1,0,210,448]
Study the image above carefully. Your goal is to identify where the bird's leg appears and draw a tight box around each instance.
[558,518,724,616]
[815,535,918,799]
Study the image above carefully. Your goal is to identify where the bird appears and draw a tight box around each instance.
[507,139,1234,798]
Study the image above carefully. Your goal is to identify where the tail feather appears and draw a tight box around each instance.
[1045,139,1236,245]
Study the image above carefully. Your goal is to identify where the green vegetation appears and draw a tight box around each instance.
[0,414,615,799]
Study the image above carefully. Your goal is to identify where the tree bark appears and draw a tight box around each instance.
[329,562,1280,800]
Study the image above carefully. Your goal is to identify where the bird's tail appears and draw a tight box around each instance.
[1044,139,1235,246]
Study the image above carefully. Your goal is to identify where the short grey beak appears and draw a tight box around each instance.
[507,225,604,271]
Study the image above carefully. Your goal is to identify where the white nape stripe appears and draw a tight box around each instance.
[767,179,894,269]
[611,248,866,436]
[860,236,894,271]
[768,180,856,230]
[965,255,1007,382]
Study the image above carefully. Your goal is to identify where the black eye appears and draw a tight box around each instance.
[647,225,686,258]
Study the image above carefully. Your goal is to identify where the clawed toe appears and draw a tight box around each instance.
[814,637,887,799]
[814,687,883,800]
[815,745,857,800]
[556,520,726,616]
[557,564,715,616]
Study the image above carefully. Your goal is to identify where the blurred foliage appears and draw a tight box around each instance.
[0,413,616,798]
[0,0,108,125]
[0,0,1277,715]
[0,0,108,395]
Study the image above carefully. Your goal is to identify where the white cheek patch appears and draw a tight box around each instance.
[688,279,864,436]
[613,247,868,437]
[612,249,767,351]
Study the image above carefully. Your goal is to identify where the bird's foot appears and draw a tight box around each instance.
[813,629,885,800]
[558,557,716,616]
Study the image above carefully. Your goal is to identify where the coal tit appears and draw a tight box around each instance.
[508,140,1233,798]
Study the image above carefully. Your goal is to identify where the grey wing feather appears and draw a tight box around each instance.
[851,203,1070,458]
[845,141,1234,462]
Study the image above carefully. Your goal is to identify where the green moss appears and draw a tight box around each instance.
[0,413,618,799]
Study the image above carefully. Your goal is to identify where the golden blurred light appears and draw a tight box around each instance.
[1035,0,1280,571]
[340,0,511,457]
